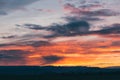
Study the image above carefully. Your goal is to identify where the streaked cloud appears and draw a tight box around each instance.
[0,50,30,65]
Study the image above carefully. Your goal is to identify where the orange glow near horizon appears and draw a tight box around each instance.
[0,37,119,68]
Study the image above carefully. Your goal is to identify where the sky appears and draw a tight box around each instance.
[0,0,120,67]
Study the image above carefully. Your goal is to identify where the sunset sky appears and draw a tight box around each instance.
[0,0,120,67]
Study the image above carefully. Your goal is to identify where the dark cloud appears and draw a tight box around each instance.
[79,3,102,8]
[0,43,13,47]
[18,21,90,38]
[17,24,46,30]
[64,16,102,22]
[27,41,52,47]
[0,40,51,48]
[16,21,119,39]
[92,24,120,35]
[64,20,90,33]
[46,21,90,38]
[84,9,118,17]
[42,55,63,64]
[0,0,39,15]
[44,21,90,38]
[56,22,120,36]
[78,17,103,21]
[0,50,30,65]
[1,35,17,39]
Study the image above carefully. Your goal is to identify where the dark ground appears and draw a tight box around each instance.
[0,66,119,80]
[0,73,120,80]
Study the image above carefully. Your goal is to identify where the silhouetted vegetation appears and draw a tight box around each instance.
[0,66,120,80]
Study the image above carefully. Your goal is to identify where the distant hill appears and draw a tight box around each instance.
[0,66,120,75]
[105,66,120,69]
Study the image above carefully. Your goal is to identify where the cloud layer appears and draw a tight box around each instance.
[0,0,119,67]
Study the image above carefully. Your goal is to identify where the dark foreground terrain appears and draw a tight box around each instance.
[0,66,120,80]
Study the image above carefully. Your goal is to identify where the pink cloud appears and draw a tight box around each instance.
[63,3,102,15]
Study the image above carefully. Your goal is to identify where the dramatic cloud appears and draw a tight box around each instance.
[17,20,90,38]
[0,0,119,67]
[17,21,120,40]
[46,21,90,37]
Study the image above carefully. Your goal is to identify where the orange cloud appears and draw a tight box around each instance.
[0,36,119,67]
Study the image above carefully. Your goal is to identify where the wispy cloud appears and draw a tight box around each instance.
[0,35,17,39]
[0,50,30,65]
[0,0,39,15]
